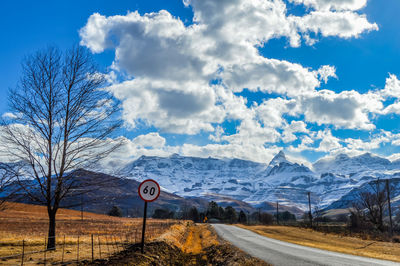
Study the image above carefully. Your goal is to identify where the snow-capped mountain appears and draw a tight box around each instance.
[313,153,392,175]
[113,151,400,213]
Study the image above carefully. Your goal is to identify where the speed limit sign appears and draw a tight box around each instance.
[138,179,160,202]
[138,179,161,254]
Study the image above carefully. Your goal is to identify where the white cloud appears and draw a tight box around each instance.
[316,65,337,84]
[78,0,382,164]
[282,120,309,143]
[131,132,166,148]
[316,129,342,152]
[289,0,367,11]
[181,142,280,164]
[221,58,320,96]
[1,112,18,119]
[222,119,281,146]
[299,89,382,130]
[209,125,225,142]
[292,11,378,42]
[109,79,224,134]
[256,98,297,128]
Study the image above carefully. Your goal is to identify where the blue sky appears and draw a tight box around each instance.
[1,0,400,165]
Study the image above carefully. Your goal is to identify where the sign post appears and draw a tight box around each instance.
[138,179,160,254]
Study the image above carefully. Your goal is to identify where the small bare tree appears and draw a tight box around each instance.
[352,180,387,232]
[0,163,21,210]
[0,45,122,249]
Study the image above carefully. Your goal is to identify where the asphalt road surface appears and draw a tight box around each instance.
[212,224,400,266]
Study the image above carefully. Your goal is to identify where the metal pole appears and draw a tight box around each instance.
[308,192,313,228]
[386,179,393,236]
[141,201,148,254]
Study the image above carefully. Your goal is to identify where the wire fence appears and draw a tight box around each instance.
[0,221,177,265]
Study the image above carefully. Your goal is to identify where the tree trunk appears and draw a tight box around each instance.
[47,210,56,250]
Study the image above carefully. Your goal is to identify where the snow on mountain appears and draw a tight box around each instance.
[120,154,266,200]
[313,152,392,175]
[111,151,400,213]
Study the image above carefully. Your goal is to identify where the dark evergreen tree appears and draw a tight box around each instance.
[207,201,220,219]
[238,210,247,224]
[188,206,200,222]
[224,206,237,224]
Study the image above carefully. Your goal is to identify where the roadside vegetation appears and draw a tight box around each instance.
[88,223,270,266]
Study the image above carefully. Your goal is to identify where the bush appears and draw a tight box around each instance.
[108,205,123,217]
[153,208,175,219]
[276,211,296,222]
[260,212,274,225]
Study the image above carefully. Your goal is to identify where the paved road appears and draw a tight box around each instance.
[212,224,400,266]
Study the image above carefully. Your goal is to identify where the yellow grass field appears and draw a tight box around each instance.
[157,222,219,254]
[238,224,400,262]
[0,202,178,265]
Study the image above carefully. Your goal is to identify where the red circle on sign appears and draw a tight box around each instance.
[138,179,161,202]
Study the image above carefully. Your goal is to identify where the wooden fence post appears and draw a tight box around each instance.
[61,235,65,264]
[77,235,80,262]
[106,236,110,256]
[98,235,102,259]
[44,237,47,266]
[21,240,25,266]
[91,234,94,262]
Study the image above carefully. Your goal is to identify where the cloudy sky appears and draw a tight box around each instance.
[1,0,400,165]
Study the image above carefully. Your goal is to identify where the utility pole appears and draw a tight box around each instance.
[276,201,279,225]
[307,192,312,228]
[386,179,393,236]
[81,195,83,221]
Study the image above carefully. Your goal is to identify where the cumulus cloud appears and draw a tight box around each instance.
[289,0,367,11]
[292,11,378,43]
[316,65,337,84]
[256,98,297,128]
[282,121,309,143]
[78,0,383,163]
[299,90,383,130]
[131,132,166,148]
[221,58,320,96]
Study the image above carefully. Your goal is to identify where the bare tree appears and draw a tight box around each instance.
[0,163,21,210]
[352,180,387,232]
[0,45,122,249]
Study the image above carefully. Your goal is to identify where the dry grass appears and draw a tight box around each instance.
[0,202,179,265]
[238,224,400,262]
[157,222,219,254]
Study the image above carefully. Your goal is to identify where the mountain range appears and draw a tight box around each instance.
[110,151,400,216]
[2,151,400,217]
